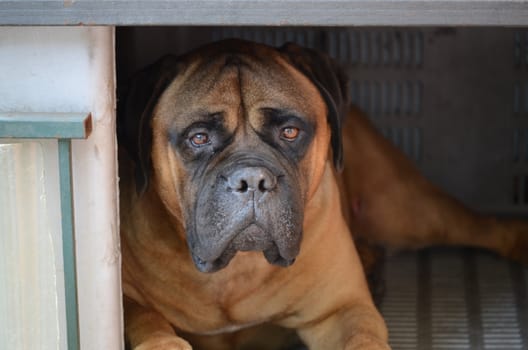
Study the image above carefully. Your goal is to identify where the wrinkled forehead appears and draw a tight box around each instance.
[155,43,327,129]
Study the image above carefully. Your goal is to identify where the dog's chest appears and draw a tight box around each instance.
[206,252,283,310]
[147,251,289,333]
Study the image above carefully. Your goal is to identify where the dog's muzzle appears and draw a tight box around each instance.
[189,161,303,273]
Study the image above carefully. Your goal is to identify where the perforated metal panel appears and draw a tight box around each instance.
[512,31,528,207]
[380,249,528,350]
[332,29,425,164]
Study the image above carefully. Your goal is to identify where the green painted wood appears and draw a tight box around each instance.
[0,113,91,139]
[0,113,91,350]
[58,139,80,350]
[0,0,527,26]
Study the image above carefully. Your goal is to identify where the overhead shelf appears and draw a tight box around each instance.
[0,0,527,26]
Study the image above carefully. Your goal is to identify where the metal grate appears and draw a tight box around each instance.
[211,27,320,49]
[326,30,424,68]
[380,249,528,350]
[513,31,528,209]
[513,174,528,205]
[430,252,470,349]
[350,80,423,117]
[513,31,528,69]
[478,254,524,349]
[380,253,419,349]
[512,81,528,115]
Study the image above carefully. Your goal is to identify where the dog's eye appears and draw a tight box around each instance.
[281,127,300,141]
[190,132,210,147]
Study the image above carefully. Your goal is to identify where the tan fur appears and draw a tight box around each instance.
[341,106,528,264]
[121,42,527,350]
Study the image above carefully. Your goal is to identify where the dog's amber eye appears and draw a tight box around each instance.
[281,127,300,141]
[190,133,210,146]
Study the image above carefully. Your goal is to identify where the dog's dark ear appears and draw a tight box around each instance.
[118,56,181,194]
[278,43,348,171]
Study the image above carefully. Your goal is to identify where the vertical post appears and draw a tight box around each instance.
[58,139,80,350]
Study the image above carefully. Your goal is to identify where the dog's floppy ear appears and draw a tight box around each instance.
[118,56,181,194]
[278,43,348,171]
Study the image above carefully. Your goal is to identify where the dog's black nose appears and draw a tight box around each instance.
[227,167,277,193]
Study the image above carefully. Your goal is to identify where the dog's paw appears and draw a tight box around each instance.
[135,336,192,350]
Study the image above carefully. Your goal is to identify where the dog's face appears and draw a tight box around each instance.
[120,40,347,272]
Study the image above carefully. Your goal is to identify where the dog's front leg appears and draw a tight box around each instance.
[125,297,192,350]
[297,302,390,350]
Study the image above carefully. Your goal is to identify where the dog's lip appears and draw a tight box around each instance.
[192,246,297,273]
[191,228,299,273]
[231,223,273,251]
[191,222,266,260]
[191,249,236,273]
[263,245,297,267]
[190,223,271,273]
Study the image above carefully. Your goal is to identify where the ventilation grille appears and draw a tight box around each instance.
[380,253,418,349]
[380,249,528,350]
[350,80,423,117]
[513,81,528,115]
[514,31,528,69]
[212,28,426,68]
[342,31,425,165]
[512,32,528,208]
[211,28,320,49]
[513,175,528,205]
[429,252,471,349]
[326,30,424,67]
[512,129,528,163]
[478,254,525,349]
[512,129,528,205]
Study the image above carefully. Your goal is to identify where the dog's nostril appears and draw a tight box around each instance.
[258,179,268,192]
[227,167,277,193]
[239,180,249,193]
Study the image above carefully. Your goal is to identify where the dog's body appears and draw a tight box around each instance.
[119,40,527,350]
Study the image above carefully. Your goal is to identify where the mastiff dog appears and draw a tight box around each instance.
[118,39,527,350]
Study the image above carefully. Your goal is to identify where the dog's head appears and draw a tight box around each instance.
[119,39,348,272]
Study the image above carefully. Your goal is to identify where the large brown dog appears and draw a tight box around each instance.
[119,39,528,350]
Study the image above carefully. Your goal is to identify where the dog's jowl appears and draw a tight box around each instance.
[118,39,528,350]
